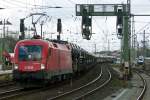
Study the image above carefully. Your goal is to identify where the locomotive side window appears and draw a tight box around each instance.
[18,45,42,61]
[53,43,58,48]
[66,45,70,50]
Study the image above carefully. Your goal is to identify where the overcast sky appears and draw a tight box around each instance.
[0,0,150,52]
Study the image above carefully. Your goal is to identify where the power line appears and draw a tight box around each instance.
[7,0,33,7]
[3,0,66,9]
[136,23,150,33]
[1,0,21,8]
[93,18,106,35]
[134,21,150,23]
[3,0,31,8]
[66,0,76,4]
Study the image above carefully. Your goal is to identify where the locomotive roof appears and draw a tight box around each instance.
[16,39,71,51]
[45,39,81,49]
[48,39,68,44]
[17,39,49,45]
[17,39,94,53]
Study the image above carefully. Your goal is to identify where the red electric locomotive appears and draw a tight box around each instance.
[13,38,96,86]
[13,39,73,85]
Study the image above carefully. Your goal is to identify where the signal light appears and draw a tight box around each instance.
[117,16,123,25]
[20,19,24,32]
[82,16,87,25]
[83,8,88,16]
[117,6,123,15]
[118,28,122,35]
[81,15,92,40]
[82,27,91,40]
[82,16,92,26]
[116,24,123,39]
[81,8,92,40]
[116,6,123,29]
[57,18,62,33]
[116,7,123,39]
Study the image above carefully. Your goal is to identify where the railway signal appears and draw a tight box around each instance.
[57,18,62,40]
[81,8,92,40]
[19,19,25,40]
[116,7,123,39]
[76,3,131,80]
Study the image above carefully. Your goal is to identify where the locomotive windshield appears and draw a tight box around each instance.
[18,45,42,61]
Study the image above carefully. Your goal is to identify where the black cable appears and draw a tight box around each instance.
[136,23,150,33]
[7,0,37,7]
[66,0,76,4]
[3,0,31,7]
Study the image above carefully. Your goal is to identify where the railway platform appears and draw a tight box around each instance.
[0,70,12,75]
[104,67,144,100]
[0,64,12,75]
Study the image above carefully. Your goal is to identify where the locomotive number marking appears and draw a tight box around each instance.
[25,66,33,70]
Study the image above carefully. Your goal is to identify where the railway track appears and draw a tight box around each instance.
[47,65,111,100]
[2,64,109,100]
[0,68,101,100]
[0,86,48,100]
[0,87,24,100]
[134,70,147,100]
[0,81,43,100]
[0,69,102,100]
[74,68,111,100]
[0,81,15,87]
[8,63,101,100]
[0,80,24,100]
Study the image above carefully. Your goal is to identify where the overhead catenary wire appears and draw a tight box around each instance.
[3,0,33,8]
[66,0,76,4]
[1,0,150,52]
[1,0,22,8]
[1,0,67,9]
[6,0,57,8]
[136,23,150,33]
[7,0,34,7]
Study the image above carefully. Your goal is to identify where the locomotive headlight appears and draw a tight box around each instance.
[41,64,45,70]
[14,65,18,70]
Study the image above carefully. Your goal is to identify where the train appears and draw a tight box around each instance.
[137,56,144,65]
[13,37,97,86]
[97,56,116,63]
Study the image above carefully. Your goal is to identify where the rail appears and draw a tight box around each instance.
[74,68,112,100]
[135,70,147,100]
[47,66,103,100]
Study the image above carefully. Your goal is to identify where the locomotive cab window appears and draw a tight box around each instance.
[18,45,42,61]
